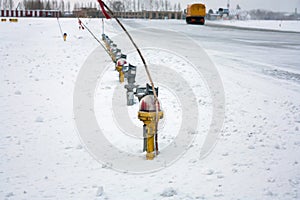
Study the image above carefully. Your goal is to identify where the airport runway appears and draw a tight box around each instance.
[120,19,300,83]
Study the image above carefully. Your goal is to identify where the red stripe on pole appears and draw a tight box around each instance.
[98,0,111,19]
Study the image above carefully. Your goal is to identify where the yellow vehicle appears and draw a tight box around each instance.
[186,3,206,25]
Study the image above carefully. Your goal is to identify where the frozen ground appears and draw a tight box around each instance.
[121,18,300,32]
[206,20,300,32]
[0,18,300,199]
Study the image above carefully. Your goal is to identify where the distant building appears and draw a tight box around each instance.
[73,8,100,18]
[114,11,182,19]
[0,8,183,19]
[217,8,229,16]
[73,9,182,19]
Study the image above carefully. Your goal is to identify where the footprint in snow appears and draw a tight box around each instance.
[6,192,14,197]
[160,187,177,197]
[204,169,214,175]
[35,116,44,123]
[96,186,104,197]
[14,90,22,95]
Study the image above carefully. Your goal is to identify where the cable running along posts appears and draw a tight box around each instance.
[98,0,161,155]
[56,17,64,41]
[77,18,112,59]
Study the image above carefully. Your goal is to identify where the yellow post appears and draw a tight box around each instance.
[9,18,18,22]
[138,111,163,160]
[63,33,67,41]
[112,54,116,62]
[138,95,163,160]
[115,65,124,83]
[105,43,110,49]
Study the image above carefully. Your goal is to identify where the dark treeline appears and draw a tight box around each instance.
[105,0,182,12]
[0,0,182,12]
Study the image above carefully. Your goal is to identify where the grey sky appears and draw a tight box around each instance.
[178,0,300,12]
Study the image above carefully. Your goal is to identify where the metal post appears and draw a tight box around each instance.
[124,64,138,106]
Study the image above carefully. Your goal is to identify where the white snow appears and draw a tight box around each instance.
[160,187,177,197]
[207,19,300,32]
[0,18,300,199]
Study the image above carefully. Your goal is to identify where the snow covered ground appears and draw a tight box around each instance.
[206,19,300,32]
[0,18,300,199]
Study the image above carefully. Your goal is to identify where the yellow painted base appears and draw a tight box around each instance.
[116,65,124,83]
[146,152,155,160]
[119,73,124,83]
[9,18,18,22]
[112,55,116,62]
[138,111,164,160]
[138,111,163,122]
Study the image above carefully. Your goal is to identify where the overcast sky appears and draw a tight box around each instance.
[178,0,300,12]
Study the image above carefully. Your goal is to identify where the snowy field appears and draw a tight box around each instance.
[206,19,300,32]
[1,18,300,199]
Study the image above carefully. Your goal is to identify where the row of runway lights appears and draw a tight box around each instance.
[1,18,18,22]
[102,33,164,160]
